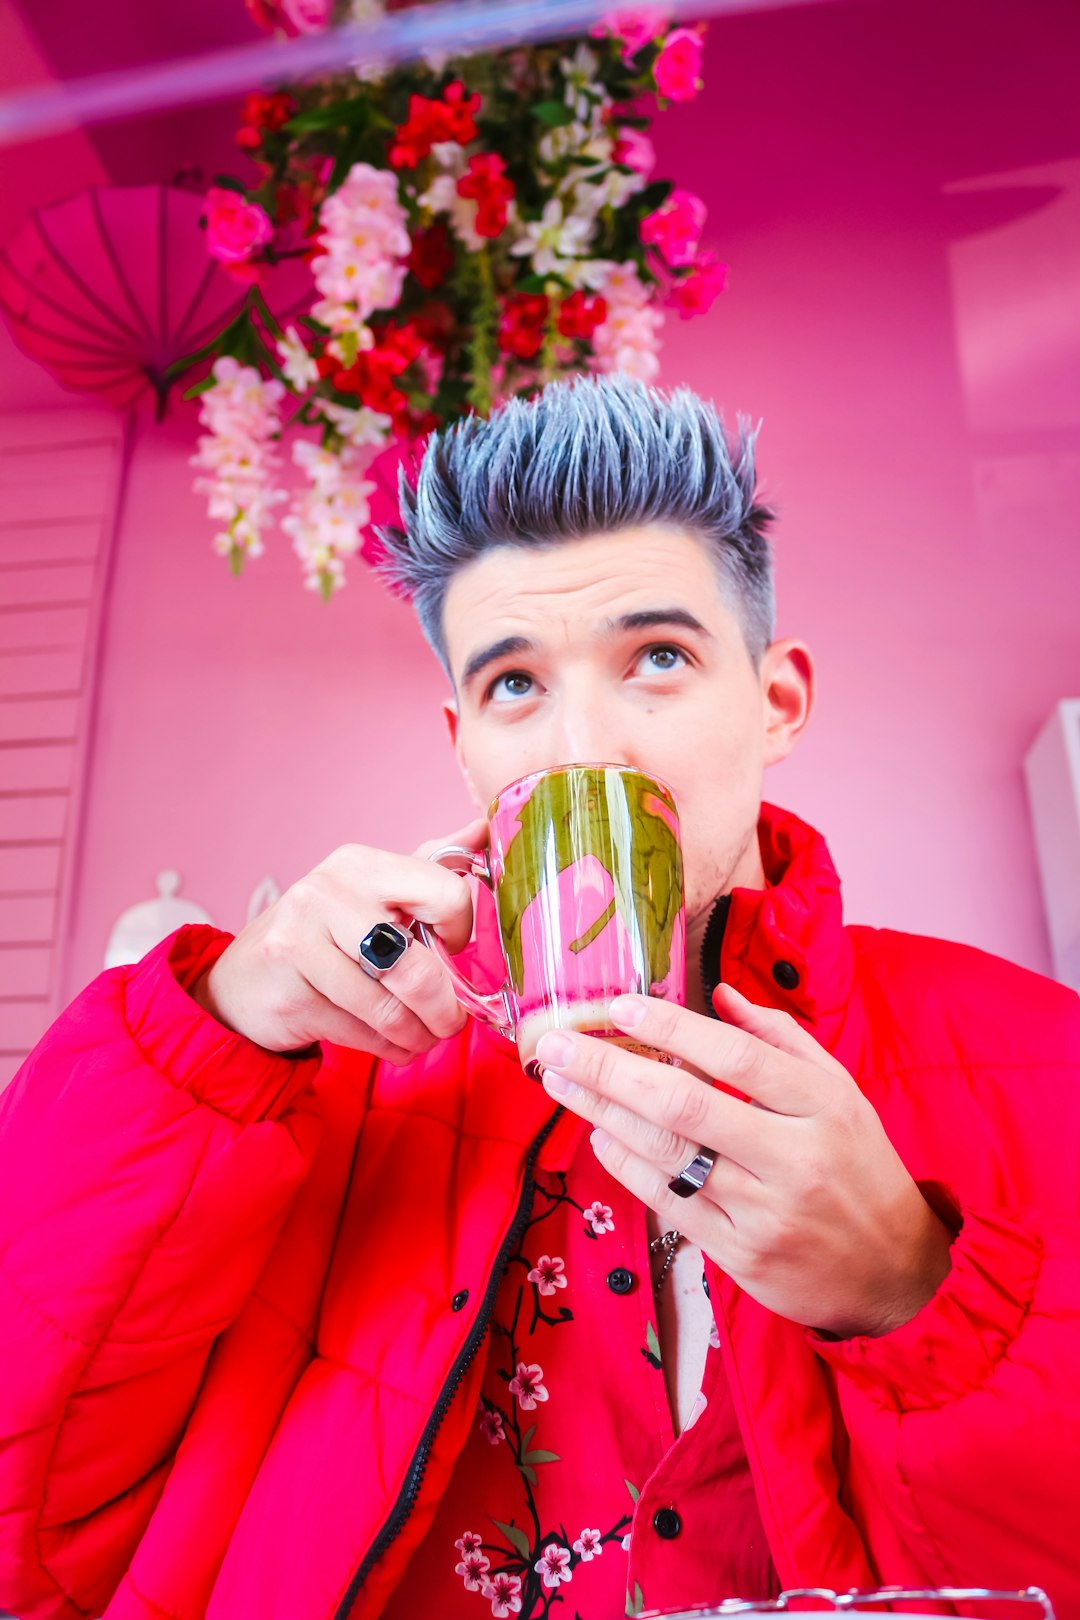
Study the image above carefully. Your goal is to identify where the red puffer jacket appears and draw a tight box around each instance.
[1,803,1078,1620]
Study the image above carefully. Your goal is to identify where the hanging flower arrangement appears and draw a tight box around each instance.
[181,1,727,599]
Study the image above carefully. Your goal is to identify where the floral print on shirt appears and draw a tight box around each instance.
[457,1172,634,1617]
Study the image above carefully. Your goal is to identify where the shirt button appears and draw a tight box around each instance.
[652,1507,682,1540]
[606,1267,635,1295]
[772,960,800,990]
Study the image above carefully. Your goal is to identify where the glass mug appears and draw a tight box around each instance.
[417,763,686,1078]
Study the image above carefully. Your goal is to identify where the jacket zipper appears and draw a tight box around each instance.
[700,891,732,1017]
[331,1108,563,1620]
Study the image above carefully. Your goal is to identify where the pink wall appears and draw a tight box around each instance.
[3,0,1078,1005]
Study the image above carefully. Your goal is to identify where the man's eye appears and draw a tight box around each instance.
[639,644,687,674]
[488,671,533,703]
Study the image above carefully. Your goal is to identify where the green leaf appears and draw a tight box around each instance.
[635,179,673,215]
[515,273,548,295]
[493,1518,532,1560]
[518,1462,538,1487]
[646,1321,662,1363]
[626,1581,644,1617]
[520,1424,536,1452]
[181,374,218,399]
[531,99,574,128]
[522,1449,560,1465]
[624,1478,640,1504]
[284,99,373,133]
[210,174,247,194]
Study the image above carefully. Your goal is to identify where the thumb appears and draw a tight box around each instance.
[413,815,489,861]
[711,981,819,1062]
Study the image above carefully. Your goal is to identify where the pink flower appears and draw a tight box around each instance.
[621,1531,633,1551]
[527,1255,567,1296]
[482,1572,524,1617]
[640,188,707,268]
[455,1550,491,1591]
[612,127,656,178]
[584,1200,615,1235]
[670,249,728,318]
[455,1532,483,1555]
[534,1542,573,1588]
[478,1406,506,1445]
[573,1527,604,1561]
[590,7,670,64]
[281,0,330,29]
[508,1361,549,1411]
[204,188,273,264]
[654,26,705,101]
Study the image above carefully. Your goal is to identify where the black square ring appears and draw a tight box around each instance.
[358,922,413,979]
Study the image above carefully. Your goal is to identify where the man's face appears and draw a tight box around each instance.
[442,526,812,924]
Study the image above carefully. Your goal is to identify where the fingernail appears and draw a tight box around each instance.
[541,1068,573,1097]
[609,994,647,1030]
[590,1128,612,1154]
[536,1031,573,1067]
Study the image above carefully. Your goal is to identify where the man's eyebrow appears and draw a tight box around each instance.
[609,608,714,639]
[461,634,536,690]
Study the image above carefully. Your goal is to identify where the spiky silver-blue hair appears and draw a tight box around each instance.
[376,372,776,678]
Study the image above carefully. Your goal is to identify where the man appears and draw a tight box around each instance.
[0,374,1077,1620]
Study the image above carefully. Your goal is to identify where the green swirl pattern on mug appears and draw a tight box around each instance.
[495,767,683,995]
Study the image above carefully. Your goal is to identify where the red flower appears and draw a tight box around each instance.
[389,81,482,169]
[557,290,607,341]
[439,80,482,145]
[407,222,455,290]
[389,94,445,169]
[411,298,455,349]
[330,320,434,437]
[457,153,515,239]
[497,293,549,360]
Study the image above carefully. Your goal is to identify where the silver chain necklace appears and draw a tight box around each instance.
[648,1228,684,1292]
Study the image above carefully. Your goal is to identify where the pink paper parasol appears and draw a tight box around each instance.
[0,183,304,416]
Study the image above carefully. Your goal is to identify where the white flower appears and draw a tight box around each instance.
[318,401,392,447]
[510,198,595,277]
[533,1543,572,1588]
[560,43,602,120]
[591,260,665,380]
[282,432,378,596]
[311,161,410,336]
[559,256,618,292]
[277,326,319,392]
[190,360,287,569]
[538,114,611,169]
[573,1528,604,1561]
[417,166,497,253]
[566,163,645,218]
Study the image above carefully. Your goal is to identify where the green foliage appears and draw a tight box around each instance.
[492,1519,531,1561]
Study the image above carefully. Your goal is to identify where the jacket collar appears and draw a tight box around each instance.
[715,801,855,1051]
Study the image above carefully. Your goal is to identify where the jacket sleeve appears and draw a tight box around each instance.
[811,1045,1080,1610]
[0,924,325,1620]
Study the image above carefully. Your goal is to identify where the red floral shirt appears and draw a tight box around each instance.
[382,1122,779,1620]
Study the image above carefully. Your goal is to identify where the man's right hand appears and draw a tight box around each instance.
[189,818,489,1062]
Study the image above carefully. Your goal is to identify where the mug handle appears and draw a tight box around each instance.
[415,844,515,1039]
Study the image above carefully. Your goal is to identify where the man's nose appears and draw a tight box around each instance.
[551,686,631,768]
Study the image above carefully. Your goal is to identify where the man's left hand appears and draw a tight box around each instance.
[535,986,955,1339]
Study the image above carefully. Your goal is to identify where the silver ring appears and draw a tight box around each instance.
[358,921,413,978]
[667,1144,717,1199]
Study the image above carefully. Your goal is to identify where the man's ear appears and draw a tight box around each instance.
[443,697,485,810]
[760,638,815,768]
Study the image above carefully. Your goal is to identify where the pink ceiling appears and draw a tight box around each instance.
[2,0,1079,262]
